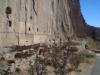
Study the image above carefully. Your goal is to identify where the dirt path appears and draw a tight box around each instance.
[92,54,100,75]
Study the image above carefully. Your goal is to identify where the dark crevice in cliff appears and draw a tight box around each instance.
[32,0,37,16]
[61,22,66,33]
[66,24,70,31]
[58,0,59,3]
[51,1,54,13]
[25,0,27,34]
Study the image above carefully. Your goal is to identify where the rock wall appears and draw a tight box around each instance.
[0,0,88,47]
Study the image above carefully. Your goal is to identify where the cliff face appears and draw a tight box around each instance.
[0,0,97,75]
[0,0,89,47]
[67,0,88,37]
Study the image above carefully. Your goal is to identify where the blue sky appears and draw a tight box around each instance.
[80,0,100,27]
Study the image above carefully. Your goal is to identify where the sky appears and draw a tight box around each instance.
[80,0,100,27]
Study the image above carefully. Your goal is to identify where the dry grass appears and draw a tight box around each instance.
[78,50,96,64]
[87,37,100,50]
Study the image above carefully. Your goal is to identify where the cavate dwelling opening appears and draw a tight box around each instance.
[5,6,12,14]
[30,16,32,20]
[29,27,31,31]
[37,28,39,32]
[8,20,12,27]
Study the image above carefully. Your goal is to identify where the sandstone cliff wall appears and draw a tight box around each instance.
[0,0,88,47]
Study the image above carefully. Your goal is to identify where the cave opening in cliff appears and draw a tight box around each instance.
[29,27,31,31]
[5,6,12,15]
[37,28,39,32]
[30,16,32,20]
[8,20,12,27]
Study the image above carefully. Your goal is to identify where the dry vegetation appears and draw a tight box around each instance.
[0,40,96,75]
[87,37,100,52]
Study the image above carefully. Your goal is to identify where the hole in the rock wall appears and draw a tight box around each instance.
[5,6,12,14]
[30,16,32,19]
[26,41,28,42]
[8,20,12,27]
[29,27,31,31]
[37,28,39,32]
